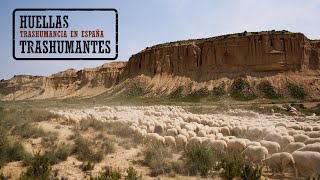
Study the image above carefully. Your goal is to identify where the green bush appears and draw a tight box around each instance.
[72,135,104,163]
[20,151,52,180]
[230,78,256,101]
[287,83,307,99]
[182,145,215,177]
[217,154,261,180]
[41,132,58,148]
[0,132,31,168]
[183,88,210,102]
[257,81,282,99]
[90,166,122,180]
[169,87,183,99]
[12,123,46,139]
[212,85,225,97]
[143,143,172,176]
[125,167,141,180]
[45,143,71,165]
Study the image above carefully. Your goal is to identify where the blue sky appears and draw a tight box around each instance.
[1,0,319,79]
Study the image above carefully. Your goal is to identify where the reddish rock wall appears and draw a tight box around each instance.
[122,32,319,81]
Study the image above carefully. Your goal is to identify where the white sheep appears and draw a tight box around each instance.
[179,129,190,139]
[164,136,176,147]
[217,136,230,143]
[292,151,320,179]
[293,134,309,142]
[197,130,207,137]
[296,143,320,153]
[304,138,320,145]
[246,141,261,148]
[207,140,227,154]
[259,140,280,155]
[146,133,165,144]
[241,146,268,164]
[264,132,282,145]
[280,135,295,149]
[167,128,178,136]
[227,139,247,152]
[220,127,231,136]
[175,134,187,149]
[306,131,320,138]
[188,137,202,147]
[246,127,263,140]
[283,142,305,153]
[188,131,197,138]
[263,152,295,175]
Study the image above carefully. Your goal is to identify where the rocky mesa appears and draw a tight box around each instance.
[1,31,320,101]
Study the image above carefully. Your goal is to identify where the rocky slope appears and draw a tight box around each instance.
[1,31,320,101]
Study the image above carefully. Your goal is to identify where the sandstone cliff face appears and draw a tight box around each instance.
[0,62,126,100]
[1,31,319,100]
[122,32,319,81]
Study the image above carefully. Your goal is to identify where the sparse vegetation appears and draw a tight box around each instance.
[212,85,226,97]
[20,151,52,180]
[143,143,173,176]
[94,134,115,154]
[90,166,122,180]
[41,132,58,148]
[257,80,282,99]
[216,153,261,180]
[182,145,215,177]
[0,132,31,168]
[81,161,95,172]
[169,87,184,99]
[125,167,141,180]
[72,134,104,163]
[230,78,257,101]
[45,143,71,165]
[287,83,307,99]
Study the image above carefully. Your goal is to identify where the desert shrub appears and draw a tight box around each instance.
[212,85,225,97]
[0,132,31,167]
[90,166,121,180]
[72,135,104,163]
[287,83,307,99]
[80,117,105,131]
[125,167,141,180]
[257,81,282,99]
[143,143,172,176]
[41,132,58,148]
[216,154,261,180]
[100,137,115,154]
[94,134,115,154]
[20,151,52,180]
[230,78,256,101]
[12,123,45,139]
[45,143,71,165]
[169,87,183,99]
[81,161,95,172]
[125,82,145,97]
[183,88,210,102]
[182,145,215,177]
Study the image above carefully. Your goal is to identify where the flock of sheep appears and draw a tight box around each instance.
[53,106,320,179]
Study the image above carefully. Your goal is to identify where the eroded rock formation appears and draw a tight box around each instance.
[1,31,319,100]
[122,32,319,81]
